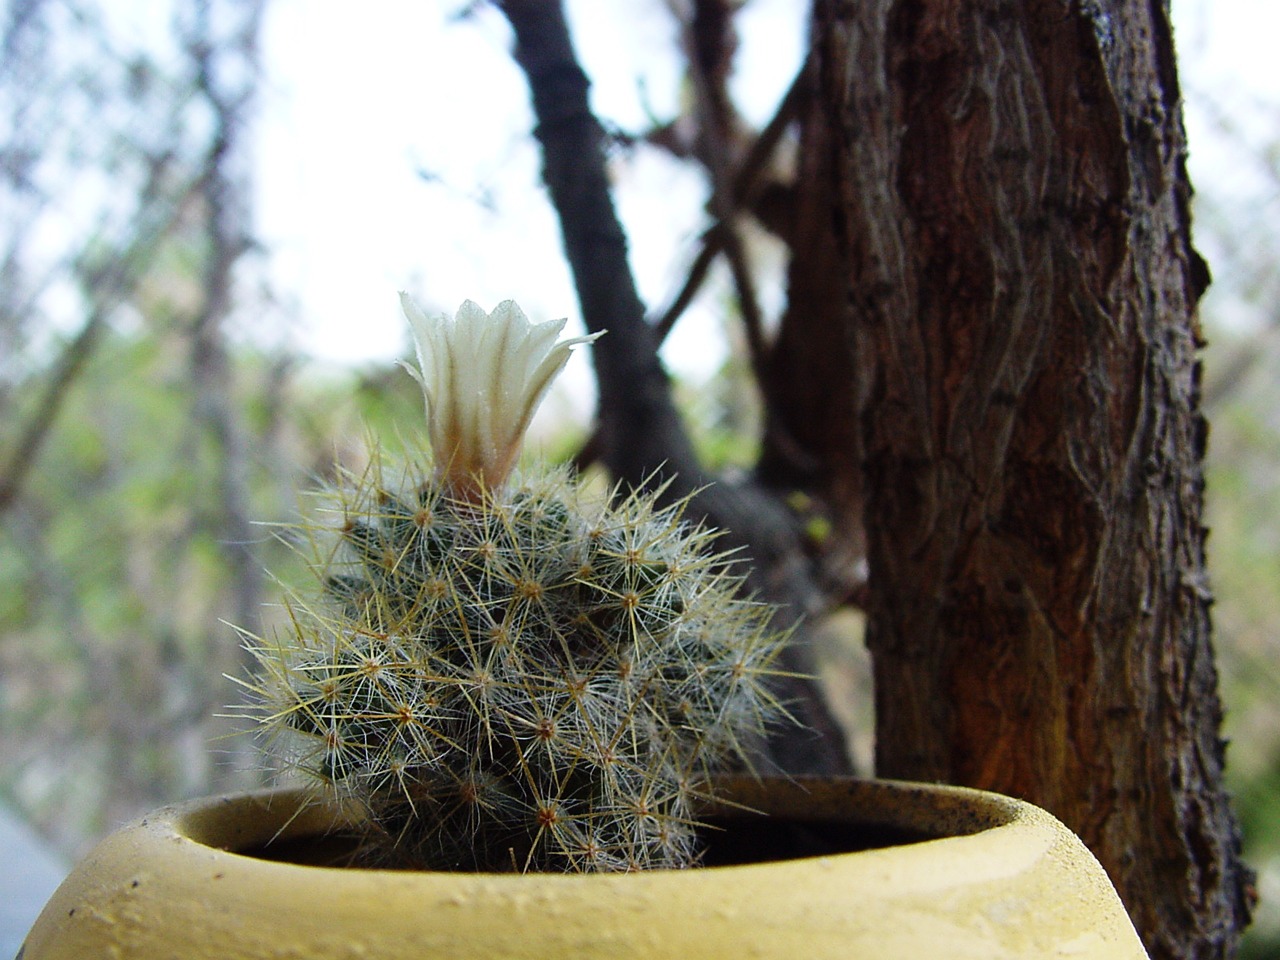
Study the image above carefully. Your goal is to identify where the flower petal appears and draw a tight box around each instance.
[399,293,602,497]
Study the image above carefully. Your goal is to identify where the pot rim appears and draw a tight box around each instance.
[171,774,1029,874]
[23,775,1150,960]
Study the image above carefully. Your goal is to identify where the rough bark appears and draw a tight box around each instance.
[814,0,1252,955]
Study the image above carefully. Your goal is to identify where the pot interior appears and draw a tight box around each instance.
[234,786,954,871]
[240,812,940,870]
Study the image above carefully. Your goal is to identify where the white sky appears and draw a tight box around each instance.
[254,0,804,386]
[251,0,1279,379]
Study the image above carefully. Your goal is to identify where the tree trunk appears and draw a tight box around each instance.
[813,0,1254,956]
[500,0,854,775]
[757,56,866,606]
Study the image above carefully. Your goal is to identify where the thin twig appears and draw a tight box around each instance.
[652,224,724,342]
[681,0,768,373]
[648,51,810,345]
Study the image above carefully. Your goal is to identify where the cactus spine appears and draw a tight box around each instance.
[237,297,789,872]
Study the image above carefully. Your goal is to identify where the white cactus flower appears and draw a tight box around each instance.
[399,293,601,498]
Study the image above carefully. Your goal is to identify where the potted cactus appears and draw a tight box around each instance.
[233,294,788,873]
[20,297,1149,959]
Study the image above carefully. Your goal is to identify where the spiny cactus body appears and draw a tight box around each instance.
[237,297,790,872]
[244,462,786,872]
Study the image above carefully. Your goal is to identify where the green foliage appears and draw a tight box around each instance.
[0,329,342,839]
[1200,331,1280,955]
[237,458,789,872]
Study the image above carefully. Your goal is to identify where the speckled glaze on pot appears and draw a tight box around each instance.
[21,776,1148,960]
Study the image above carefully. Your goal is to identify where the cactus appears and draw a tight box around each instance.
[236,297,790,872]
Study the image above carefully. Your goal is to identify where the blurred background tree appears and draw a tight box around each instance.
[1,0,1276,956]
[1,0,276,835]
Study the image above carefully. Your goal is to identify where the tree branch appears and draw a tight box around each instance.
[497,0,852,775]
[499,0,701,493]
[649,63,808,342]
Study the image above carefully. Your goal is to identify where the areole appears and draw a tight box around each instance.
[22,775,1148,959]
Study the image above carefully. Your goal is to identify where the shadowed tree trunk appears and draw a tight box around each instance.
[757,55,866,605]
[499,0,854,776]
[813,0,1253,956]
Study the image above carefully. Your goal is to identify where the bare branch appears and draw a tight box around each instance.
[679,0,769,374]
[498,0,852,775]
[498,0,703,494]
[649,61,808,347]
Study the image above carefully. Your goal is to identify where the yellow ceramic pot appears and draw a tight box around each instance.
[21,776,1147,959]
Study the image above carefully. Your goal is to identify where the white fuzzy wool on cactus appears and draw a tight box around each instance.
[399,294,601,498]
